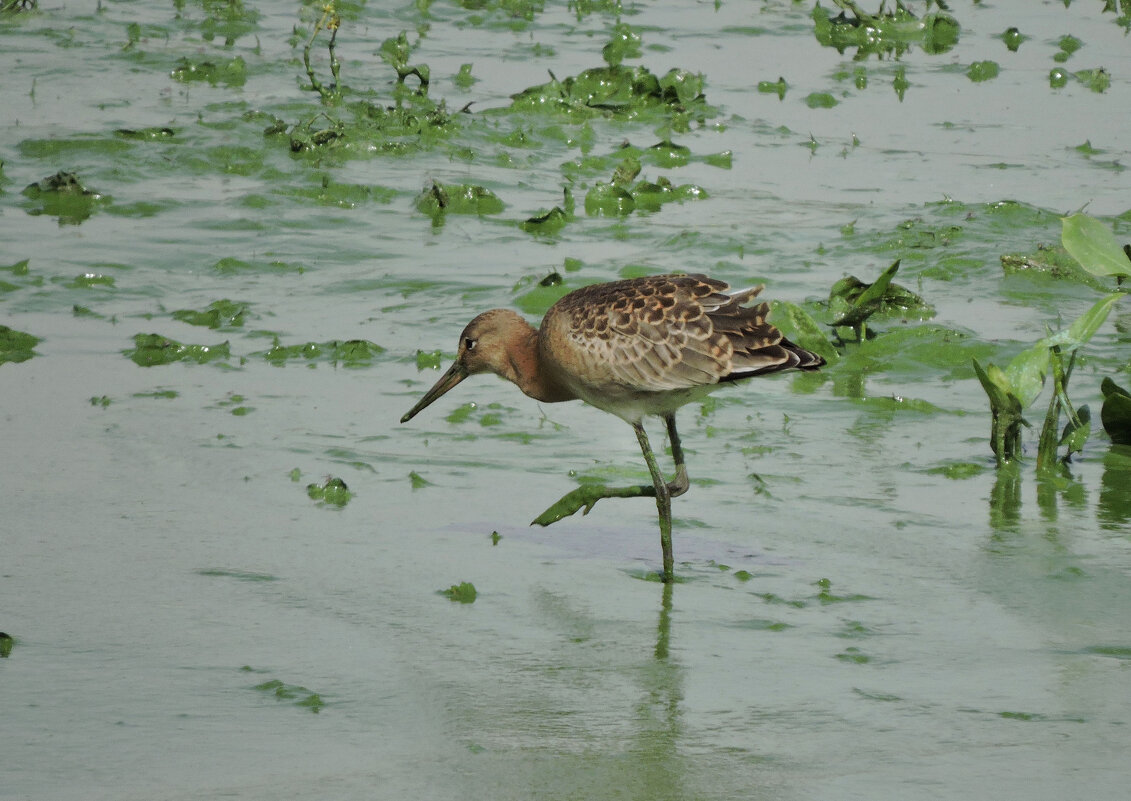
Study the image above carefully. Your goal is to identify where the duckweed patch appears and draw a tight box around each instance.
[172,300,249,329]
[251,677,325,713]
[440,582,478,603]
[508,64,714,126]
[812,0,960,60]
[21,171,109,224]
[415,181,505,220]
[259,338,384,367]
[125,334,231,367]
[170,56,248,87]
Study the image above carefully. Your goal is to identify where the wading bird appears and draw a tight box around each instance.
[401,274,824,582]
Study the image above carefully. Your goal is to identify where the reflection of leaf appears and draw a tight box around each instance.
[1061,214,1131,278]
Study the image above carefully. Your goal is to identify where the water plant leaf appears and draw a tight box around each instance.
[307,476,351,507]
[259,338,384,367]
[0,324,41,365]
[416,181,505,218]
[757,77,787,99]
[170,56,247,87]
[1074,67,1110,93]
[1000,244,1110,290]
[828,259,928,335]
[172,299,248,329]
[125,334,230,367]
[1059,404,1091,458]
[21,171,108,224]
[1041,292,1125,352]
[252,677,325,712]
[769,301,839,364]
[1061,213,1131,279]
[806,92,838,108]
[519,206,568,235]
[966,60,999,82]
[1004,344,1050,408]
[1000,27,1025,52]
[973,358,1013,410]
[602,23,642,67]
[440,582,477,603]
[973,357,1026,465]
[584,181,635,216]
[812,1,959,58]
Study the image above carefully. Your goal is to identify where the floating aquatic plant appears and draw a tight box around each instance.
[415,181,506,222]
[827,259,933,342]
[812,0,960,59]
[440,582,478,603]
[0,325,40,365]
[974,214,1128,466]
[21,171,109,225]
[125,334,231,367]
[172,299,249,329]
[259,338,384,368]
[307,476,351,507]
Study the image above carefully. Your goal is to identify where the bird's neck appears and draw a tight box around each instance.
[501,323,575,404]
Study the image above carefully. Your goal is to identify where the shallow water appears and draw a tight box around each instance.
[2,1,1130,799]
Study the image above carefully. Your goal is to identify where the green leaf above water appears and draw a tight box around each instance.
[1061,213,1131,279]
[1041,292,1126,352]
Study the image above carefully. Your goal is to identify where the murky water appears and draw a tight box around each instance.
[3,1,1130,799]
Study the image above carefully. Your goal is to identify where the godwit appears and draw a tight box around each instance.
[401,274,824,582]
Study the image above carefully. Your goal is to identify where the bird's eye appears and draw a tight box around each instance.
[464,337,477,351]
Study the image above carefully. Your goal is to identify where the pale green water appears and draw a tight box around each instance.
[2,2,1130,799]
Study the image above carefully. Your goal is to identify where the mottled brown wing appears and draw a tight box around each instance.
[550,274,807,393]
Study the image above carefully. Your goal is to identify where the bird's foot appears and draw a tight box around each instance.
[531,483,654,526]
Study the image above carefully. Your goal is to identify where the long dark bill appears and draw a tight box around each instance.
[400,360,469,423]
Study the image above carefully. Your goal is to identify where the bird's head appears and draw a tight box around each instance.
[400,309,530,423]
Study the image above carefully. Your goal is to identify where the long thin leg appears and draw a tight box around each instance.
[634,421,674,582]
[531,416,688,546]
[663,413,689,498]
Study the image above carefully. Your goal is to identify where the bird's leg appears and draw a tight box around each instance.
[530,418,687,566]
[664,413,689,498]
[634,421,675,582]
